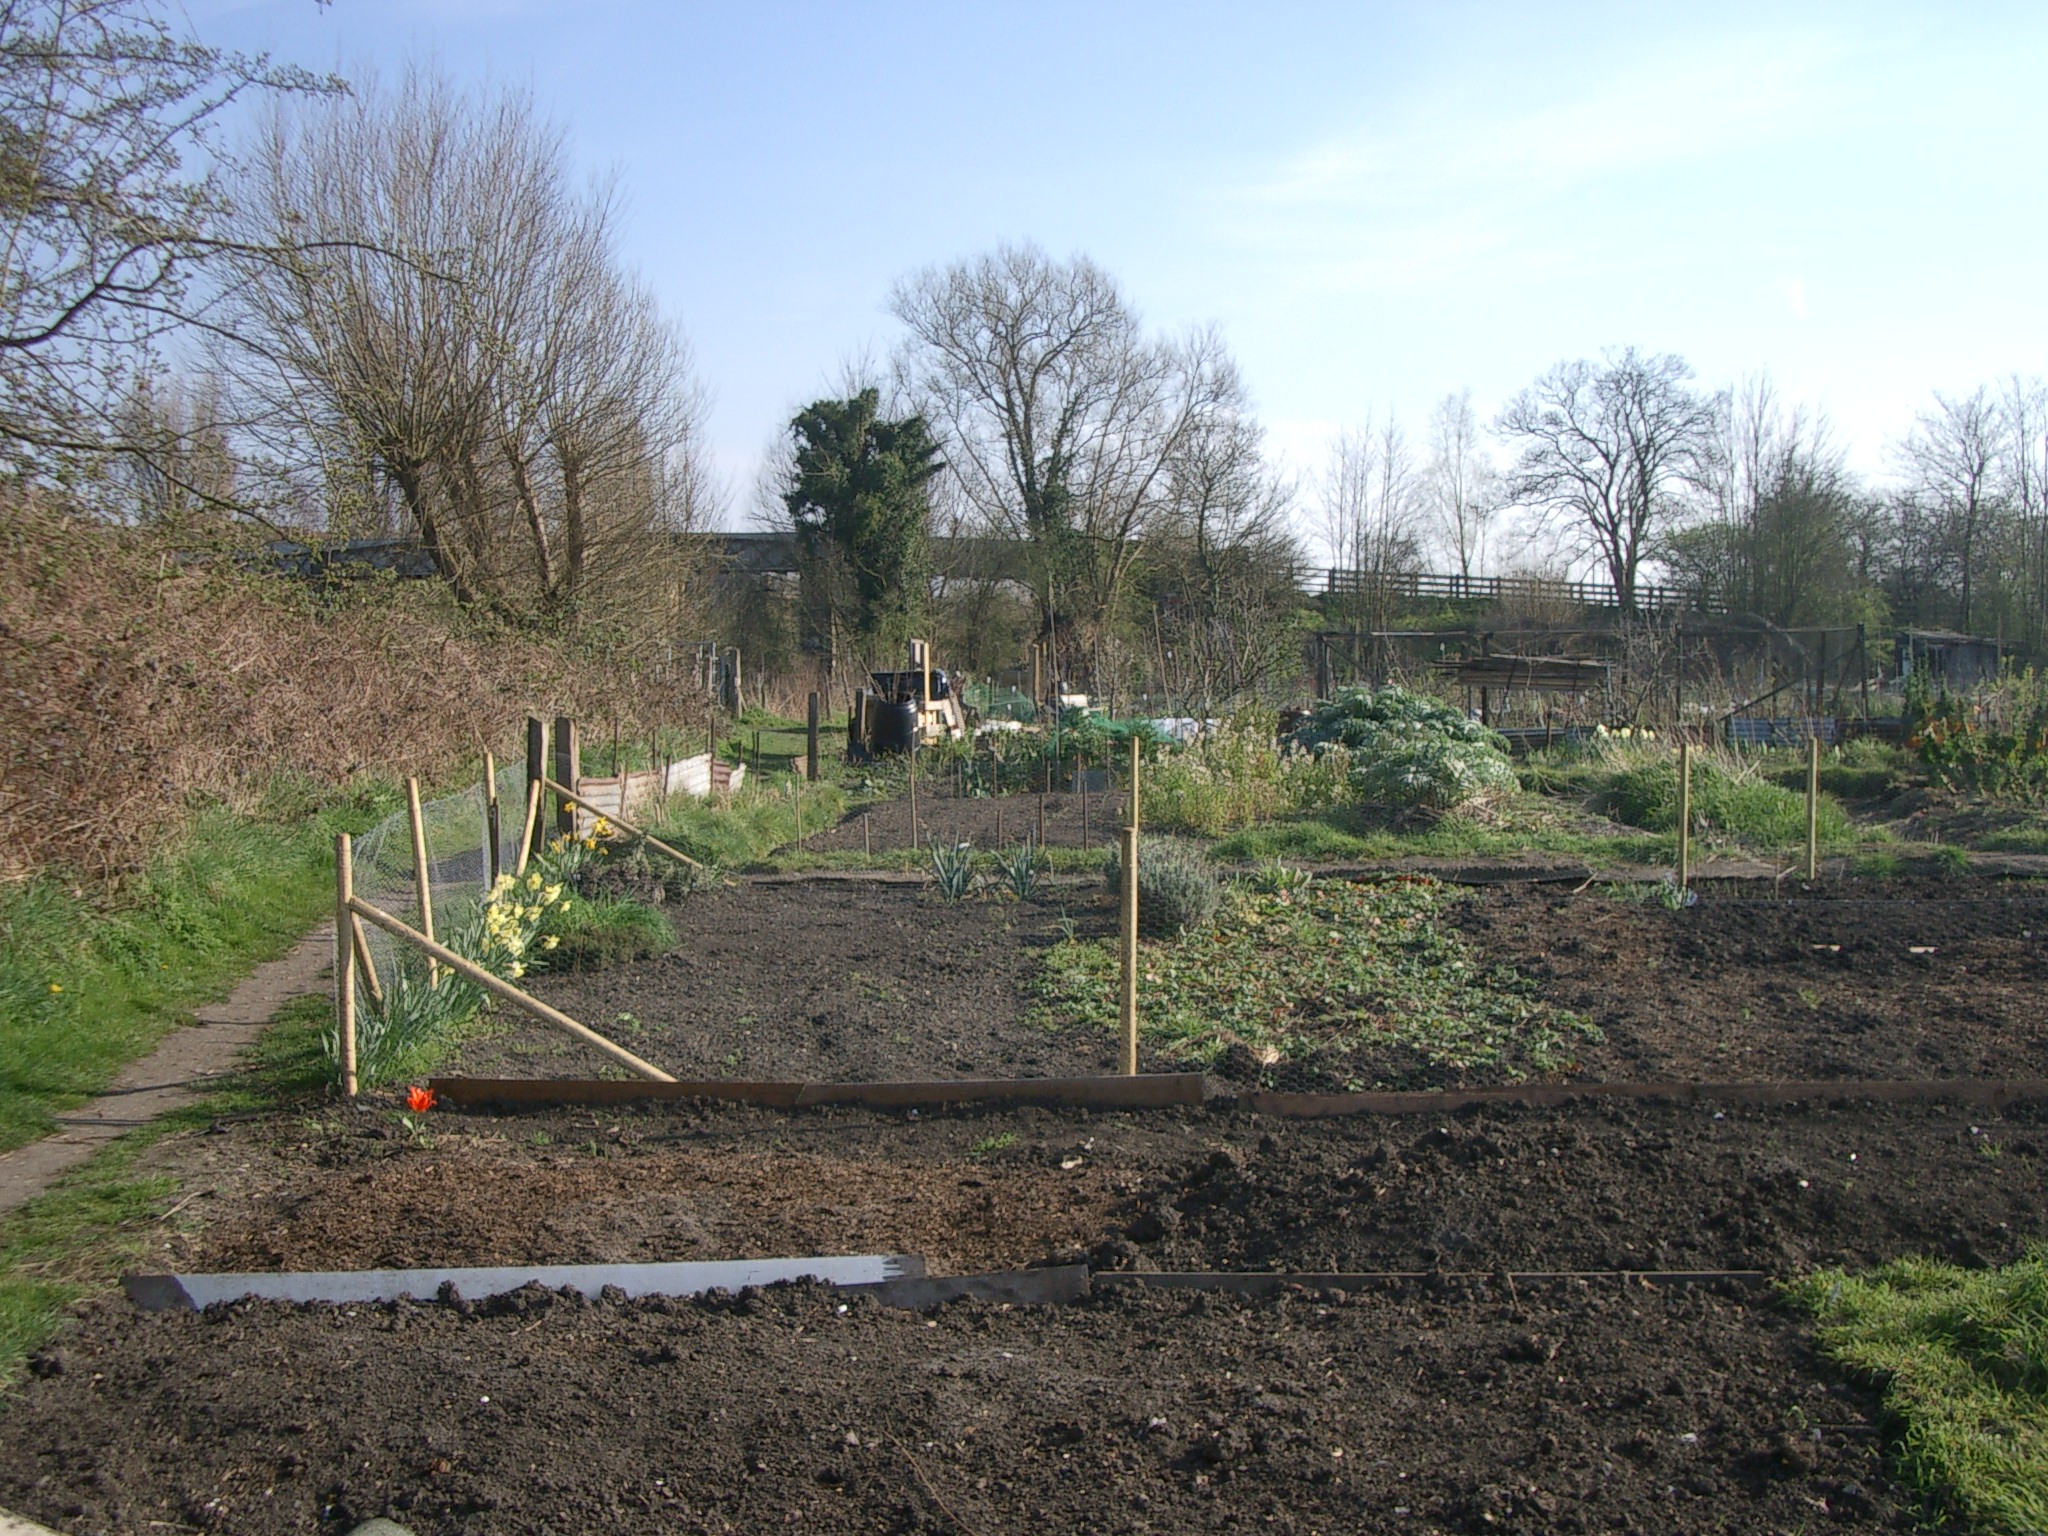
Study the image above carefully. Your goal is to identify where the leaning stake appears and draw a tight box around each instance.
[349,898,676,1082]
[406,777,438,987]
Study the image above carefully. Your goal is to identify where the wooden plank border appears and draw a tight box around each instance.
[1094,1269,1769,1296]
[428,1073,1210,1112]
[1239,1078,2048,1117]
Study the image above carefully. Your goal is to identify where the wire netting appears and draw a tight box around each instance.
[349,762,531,986]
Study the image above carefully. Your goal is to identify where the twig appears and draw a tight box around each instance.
[155,1186,215,1222]
[891,1435,987,1536]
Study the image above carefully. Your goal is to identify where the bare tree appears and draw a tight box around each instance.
[1998,374,2048,653]
[1425,388,1498,582]
[223,67,711,623]
[1321,414,1423,663]
[1496,348,1721,613]
[0,0,339,489]
[889,243,1240,683]
[1891,386,2007,632]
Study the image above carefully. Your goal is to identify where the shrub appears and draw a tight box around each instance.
[1107,834,1222,935]
[1292,686,1516,815]
[1912,668,2048,801]
[1607,754,1852,849]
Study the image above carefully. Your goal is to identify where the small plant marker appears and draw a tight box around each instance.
[406,776,438,987]
[335,832,358,1098]
[1806,733,1821,881]
[1676,741,1692,893]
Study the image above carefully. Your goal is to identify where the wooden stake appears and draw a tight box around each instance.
[863,811,872,859]
[483,749,500,886]
[406,777,438,987]
[335,834,357,1098]
[348,897,675,1082]
[1080,751,1089,845]
[908,743,920,849]
[807,690,821,782]
[350,916,384,1010]
[1806,732,1821,882]
[1676,742,1692,893]
[1120,824,1140,1076]
[794,784,803,847]
[1129,736,1142,832]
[516,777,542,876]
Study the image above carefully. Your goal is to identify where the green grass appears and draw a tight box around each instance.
[1607,756,1855,850]
[0,993,334,1385]
[1978,827,2048,855]
[1208,805,1670,867]
[1032,875,1601,1086]
[1789,1247,2048,1535]
[549,895,676,970]
[0,793,394,1153]
[649,778,848,867]
[763,843,1115,875]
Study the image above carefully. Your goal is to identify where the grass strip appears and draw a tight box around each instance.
[0,795,392,1153]
[1789,1247,2048,1535]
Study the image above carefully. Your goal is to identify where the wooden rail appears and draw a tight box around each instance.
[1323,568,1725,614]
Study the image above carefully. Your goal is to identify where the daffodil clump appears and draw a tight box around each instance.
[472,871,570,980]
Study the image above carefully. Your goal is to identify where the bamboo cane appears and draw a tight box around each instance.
[348,897,675,1082]
[541,776,704,869]
[406,777,438,987]
[350,916,384,1010]
[1806,733,1821,882]
[1120,824,1140,1076]
[483,749,499,886]
[515,777,542,876]
[335,834,357,1099]
[1677,742,1692,892]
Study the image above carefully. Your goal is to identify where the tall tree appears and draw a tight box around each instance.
[889,243,1240,681]
[1425,388,1498,582]
[224,67,711,623]
[1891,386,2007,632]
[1496,348,1721,613]
[783,388,942,664]
[0,0,337,488]
[1321,413,1423,652]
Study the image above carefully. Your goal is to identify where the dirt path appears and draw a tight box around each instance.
[0,926,333,1216]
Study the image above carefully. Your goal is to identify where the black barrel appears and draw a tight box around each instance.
[873,698,920,755]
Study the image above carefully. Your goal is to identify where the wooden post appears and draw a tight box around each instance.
[542,777,704,869]
[752,728,761,778]
[335,833,357,1099]
[553,716,578,839]
[350,917,384,1010]
[1120,824,1140,1076]
[863,811,872,859]
[483,749,500,887]
[1080,751,1089,846]
[525,716,546,866]
[794,784,804,847]
[807,691,821,782]
[1806,732,1821,882]
[1676,742,1692,893]
[908,737,920,849]
[406,777,438,986]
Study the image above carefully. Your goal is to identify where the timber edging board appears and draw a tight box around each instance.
[1237,1078,2048,1116]
[428,1074,1209,1111]
[430,1074,2048,1116]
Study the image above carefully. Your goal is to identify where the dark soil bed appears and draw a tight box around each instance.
[1457,879,2048,1082]
[448,880,1116,1083]
[468,871,2048,1089]
[18,1091,2047,1533]
[0,1281,1909,1536]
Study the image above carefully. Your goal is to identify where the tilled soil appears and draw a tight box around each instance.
[161,1096,2048,1280]
[1456,879,2048,1082]
[454,873,2048,1088]
[450,880,1117,1082]
[1,1282,1908,1536]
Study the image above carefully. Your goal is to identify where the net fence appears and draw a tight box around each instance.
[349,762,531,988]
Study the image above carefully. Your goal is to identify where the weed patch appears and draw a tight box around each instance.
[1034,876,1599,1089]
[1790,1248,2048,1536]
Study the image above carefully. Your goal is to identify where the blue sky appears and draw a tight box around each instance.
[196,1,2048,547]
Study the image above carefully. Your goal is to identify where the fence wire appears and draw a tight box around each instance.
[350,763,530,987]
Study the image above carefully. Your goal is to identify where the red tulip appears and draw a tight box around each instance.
[406,1085,437,1114]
